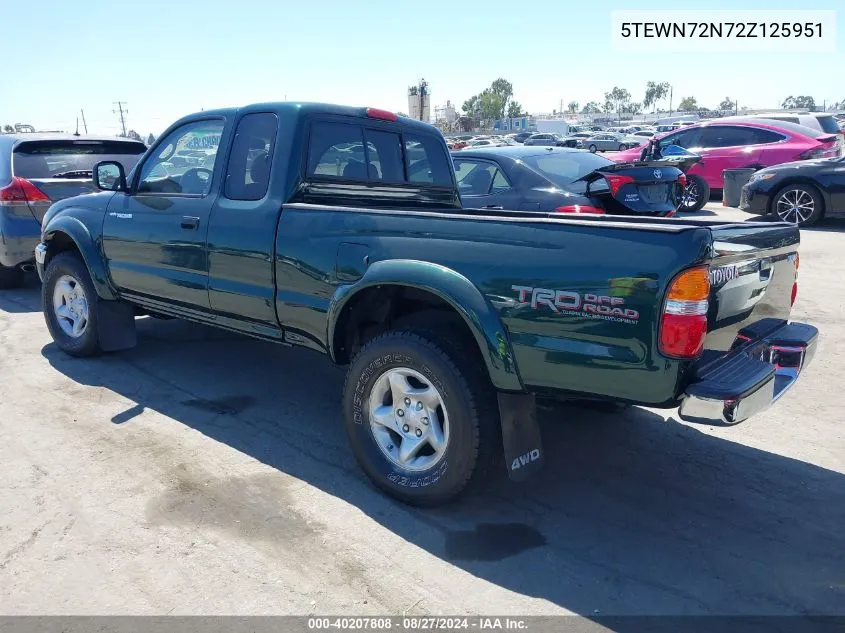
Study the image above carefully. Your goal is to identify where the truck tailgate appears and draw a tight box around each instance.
[700,222,800,365]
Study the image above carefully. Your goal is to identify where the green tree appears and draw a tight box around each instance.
[621,102,641,115]
[462,95,479,115]
[678,96,698,112]
[581,101,601,114]
[2,124,13,133]
[794,95,815,109]
[126,129,142,141]
[643,81,670,112]
[718,97,735,111]
[489,78,514,119]
[603,87,632,120]
[566,101,579,114]
[146,133,156,145]
[478,89,505,121]
[506,100,524,118]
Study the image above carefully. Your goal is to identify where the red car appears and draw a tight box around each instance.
[612,117,841,211]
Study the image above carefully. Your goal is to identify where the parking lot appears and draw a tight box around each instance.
[1,203,843,616]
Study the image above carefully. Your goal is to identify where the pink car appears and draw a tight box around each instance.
[612,117,841,211]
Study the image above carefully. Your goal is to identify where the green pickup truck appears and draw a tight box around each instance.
[35,103,818,505]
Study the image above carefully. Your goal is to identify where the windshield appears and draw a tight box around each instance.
[13,140,147,178]
[521,152,614,187]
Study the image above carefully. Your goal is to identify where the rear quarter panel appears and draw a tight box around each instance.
[275,206,712,405]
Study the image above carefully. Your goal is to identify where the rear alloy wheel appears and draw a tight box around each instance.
[0,264,24,289]
[342,330,498,506]
[773,184,823,227]
[680,175,710,212]
[588,144,597,153]
[618,143,628,151]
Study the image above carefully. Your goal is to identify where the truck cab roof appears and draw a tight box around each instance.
[172,102,438,135]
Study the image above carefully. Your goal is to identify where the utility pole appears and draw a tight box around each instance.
[80,109,88,134]
[668,86,673,116]
[113,101,128,137]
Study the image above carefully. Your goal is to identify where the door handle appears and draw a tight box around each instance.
[483,205,503,209]
[181,216,200,230]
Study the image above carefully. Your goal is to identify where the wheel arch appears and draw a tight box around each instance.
[42,216,116,300]
[327,259,524,392]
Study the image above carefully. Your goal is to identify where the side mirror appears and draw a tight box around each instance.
[94,160,127,192]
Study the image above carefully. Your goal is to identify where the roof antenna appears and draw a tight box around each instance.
[74,117,80,136]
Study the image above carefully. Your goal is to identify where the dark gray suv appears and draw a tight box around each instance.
[0,134,146,288]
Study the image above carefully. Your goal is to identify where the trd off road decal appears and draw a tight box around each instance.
[512,285,640,324]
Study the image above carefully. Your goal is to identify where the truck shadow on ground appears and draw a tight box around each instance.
[42,317,844,617]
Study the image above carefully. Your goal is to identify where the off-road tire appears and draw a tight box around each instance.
[42,252,103,357]
[342,329,499,506]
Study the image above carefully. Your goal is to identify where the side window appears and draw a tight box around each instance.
[491,169,511,192]
[698,126,757,148]
[404,133,453,186]
[364,129,404,182]
[660,128,701,149]
[225,113,278,201]
[308,122,365,179]
[138,120,224,195]
[751,129,785,145]
[454,160,496,196]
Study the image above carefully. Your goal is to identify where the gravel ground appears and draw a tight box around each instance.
[1,204,842,616]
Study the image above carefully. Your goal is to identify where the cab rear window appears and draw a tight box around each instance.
[13,140,146,178]
[307,120,452,186]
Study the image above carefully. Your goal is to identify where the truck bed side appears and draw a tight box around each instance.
[274,204,719,405]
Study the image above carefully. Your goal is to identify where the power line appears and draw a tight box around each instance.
[112,101,128,136]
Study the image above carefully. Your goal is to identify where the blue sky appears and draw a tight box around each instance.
[1,0,841,136]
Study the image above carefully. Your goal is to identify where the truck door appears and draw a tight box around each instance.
[206,112,281,330]
[102,118,227,310]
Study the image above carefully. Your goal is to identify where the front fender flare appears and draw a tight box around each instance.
[327,259,524,392]
[42,216,116,301]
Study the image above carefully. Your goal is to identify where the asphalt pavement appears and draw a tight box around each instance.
[1,204,843,616]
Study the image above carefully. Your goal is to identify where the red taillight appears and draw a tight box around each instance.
[366,108,398,122]
[660,313,708,358]
[604,174,635,197]
[555,204,605,214]
[791,282,798,306]
[677,173,687,187]
[659,266,710,359]
[799,143,839,160]
[0,177,51,205]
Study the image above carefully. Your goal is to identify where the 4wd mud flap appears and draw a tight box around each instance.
[97,300,137,352]
[498,392,544,481]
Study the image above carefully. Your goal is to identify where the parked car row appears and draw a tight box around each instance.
[612,117,842,214]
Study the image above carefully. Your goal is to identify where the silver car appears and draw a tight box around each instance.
[582,132,645,153]
[0,133,146,288]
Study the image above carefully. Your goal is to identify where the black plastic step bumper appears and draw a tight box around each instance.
[679,321,818,425]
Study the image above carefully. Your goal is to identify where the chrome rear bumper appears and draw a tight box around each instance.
[679,321,817,425]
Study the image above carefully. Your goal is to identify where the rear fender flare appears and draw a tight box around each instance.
[42,216,116,301]
[327,259,524,392]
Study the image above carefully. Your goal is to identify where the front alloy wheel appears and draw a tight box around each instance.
[52,274,90,338]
